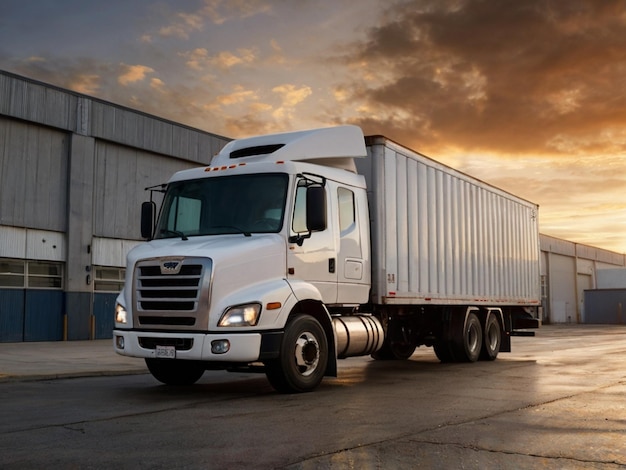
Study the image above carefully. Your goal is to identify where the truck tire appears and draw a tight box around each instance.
[145,358,205,385]
[452,312,482,362]
[264,314,328,393]
[479,314,501,361]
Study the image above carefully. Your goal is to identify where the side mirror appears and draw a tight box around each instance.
[141,201,156,239]
[306,186,326,232]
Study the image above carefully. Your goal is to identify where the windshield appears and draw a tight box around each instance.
[154,173,289,239]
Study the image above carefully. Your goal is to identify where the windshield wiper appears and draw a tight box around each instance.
[160,229,188,241]
[208,225,252,237]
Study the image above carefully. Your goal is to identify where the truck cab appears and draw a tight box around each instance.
[113,126,383,392]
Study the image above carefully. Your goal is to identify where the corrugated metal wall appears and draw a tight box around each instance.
[93,141,201,240]
[90,101,224,163]
[0,116,68,231]
[0,73,78,129]
[0,227,65,261]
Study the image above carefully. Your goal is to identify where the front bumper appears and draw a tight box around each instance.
[113,330,281,362]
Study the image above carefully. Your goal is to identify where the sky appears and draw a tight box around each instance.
[1,0,625,254]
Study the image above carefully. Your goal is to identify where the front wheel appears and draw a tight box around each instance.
[145,358,205,385]
[264,314,328,393]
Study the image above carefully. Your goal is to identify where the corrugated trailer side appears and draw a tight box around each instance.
[359,135,541,308]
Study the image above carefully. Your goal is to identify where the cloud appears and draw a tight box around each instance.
[272,84,312,107]
[214,85,258,106]
[118,64,155,86]
[150,77,166,91]
[152,0,272,41]
[69,74,100,94]
[334,0,626,157]
[182,47,257,71]
[158,12,204,39]
[200,0,272,25]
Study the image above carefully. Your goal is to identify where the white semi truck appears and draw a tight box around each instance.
[113,125,540,393]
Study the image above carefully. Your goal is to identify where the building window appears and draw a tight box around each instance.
[27,261,63,288]
[0,259,25,287]
[94,266,125,292]
[0,259,63,289]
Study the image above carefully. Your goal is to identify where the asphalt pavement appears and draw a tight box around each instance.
[0,339,147,382]
[0,323,622,383]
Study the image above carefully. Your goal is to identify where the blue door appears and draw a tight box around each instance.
[0,290,25,342]
[93,293,117,339]
[24,290,65,341]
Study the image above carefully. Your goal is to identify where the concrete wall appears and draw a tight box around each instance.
[597,269,626,289]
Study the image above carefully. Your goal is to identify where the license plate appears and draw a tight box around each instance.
[156,345,176,359]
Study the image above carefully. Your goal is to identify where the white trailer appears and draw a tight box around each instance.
[358,135,540,361]
[113,126,540,392]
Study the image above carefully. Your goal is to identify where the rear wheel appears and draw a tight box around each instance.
[480,314,501,361]
[264,314,328,393]
[452,312,482,362]
[145,359,205,385]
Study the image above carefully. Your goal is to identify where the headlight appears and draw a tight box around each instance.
[115,303,128,324]
[218,303,261,327]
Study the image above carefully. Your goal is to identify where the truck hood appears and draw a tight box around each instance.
[126,234,286,271]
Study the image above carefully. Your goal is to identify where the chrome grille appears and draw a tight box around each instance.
[137,264,202,311]
[133,257,212,330]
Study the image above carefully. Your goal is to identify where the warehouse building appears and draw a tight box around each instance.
[540,234,625,323]
[0,71,229,341]
[0,70,624,342]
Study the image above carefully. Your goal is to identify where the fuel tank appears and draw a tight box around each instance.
[333,315,384,359]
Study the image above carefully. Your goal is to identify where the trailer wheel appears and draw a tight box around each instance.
[264,314,328,393]
[480,314,501,361]
[145,359,205,385]
[452,312,482,362]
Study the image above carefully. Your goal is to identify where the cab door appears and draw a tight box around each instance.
[336,185,370,304]
[287,177,338,303]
